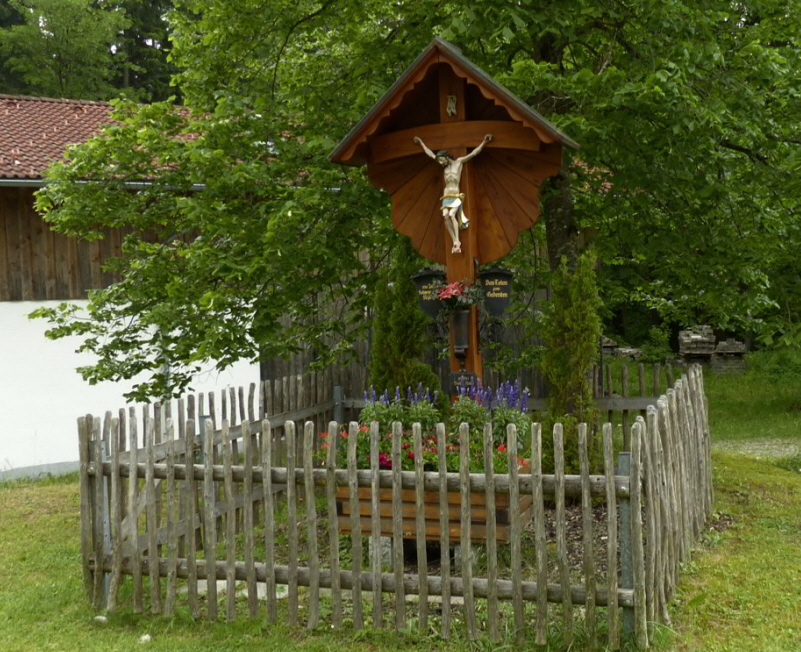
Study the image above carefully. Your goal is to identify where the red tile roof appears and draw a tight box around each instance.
[0,94,113,180]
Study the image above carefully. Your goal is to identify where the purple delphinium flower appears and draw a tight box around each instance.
[395,386,401,402]
[371,386,376,402]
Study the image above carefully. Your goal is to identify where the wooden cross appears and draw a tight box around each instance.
[331,38,577,384]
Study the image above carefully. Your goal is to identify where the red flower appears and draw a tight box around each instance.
[437,281,465,300]
[497,444,507,453]
[340,431,348,438]
[319,431,328,438]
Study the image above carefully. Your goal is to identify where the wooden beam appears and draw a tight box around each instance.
[368,120,541,164]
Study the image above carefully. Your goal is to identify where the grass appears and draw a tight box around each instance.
[2,356,801,651]
[668,453,801,652]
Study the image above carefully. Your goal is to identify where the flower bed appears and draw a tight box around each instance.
[328,381,535,543]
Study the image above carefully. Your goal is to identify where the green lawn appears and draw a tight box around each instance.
[2,359,801,651]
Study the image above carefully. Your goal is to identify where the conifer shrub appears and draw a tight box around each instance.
[540,251,602,472]
[368,237,444,410]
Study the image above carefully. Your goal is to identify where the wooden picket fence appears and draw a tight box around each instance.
[78,365,710,649]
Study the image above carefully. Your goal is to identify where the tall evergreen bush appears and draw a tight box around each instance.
[368,237,443,406]
[540,250,602,472]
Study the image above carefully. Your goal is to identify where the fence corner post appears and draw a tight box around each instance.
[333,385,343,425]
[618,451,635,641]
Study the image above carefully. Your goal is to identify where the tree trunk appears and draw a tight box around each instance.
[543,169,579,273]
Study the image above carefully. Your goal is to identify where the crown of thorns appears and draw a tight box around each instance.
[436,150,454,159]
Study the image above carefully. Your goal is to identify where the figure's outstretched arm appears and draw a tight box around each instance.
[457,134,493,163]
[413,136,437,160]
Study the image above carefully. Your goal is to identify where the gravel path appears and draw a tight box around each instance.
[712,438,801,459]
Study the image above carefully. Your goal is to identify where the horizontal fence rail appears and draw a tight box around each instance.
[78,365,711,650]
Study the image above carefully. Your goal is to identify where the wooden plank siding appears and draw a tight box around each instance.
[0,186,126,301]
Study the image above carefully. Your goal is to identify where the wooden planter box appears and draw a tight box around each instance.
[336,487,533,544]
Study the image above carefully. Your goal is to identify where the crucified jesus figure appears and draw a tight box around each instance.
[413,133,493,254]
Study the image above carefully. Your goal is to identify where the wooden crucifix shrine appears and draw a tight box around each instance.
[330,38,578,382]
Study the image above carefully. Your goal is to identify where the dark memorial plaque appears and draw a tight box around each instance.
[482,268,513,317]
[450,371,478,395]
[412,269,446,319]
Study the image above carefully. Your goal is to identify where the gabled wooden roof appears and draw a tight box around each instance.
[330,37,578,166]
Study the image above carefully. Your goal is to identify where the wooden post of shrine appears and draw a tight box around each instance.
[329,38,578,389]
[438,65,482,378]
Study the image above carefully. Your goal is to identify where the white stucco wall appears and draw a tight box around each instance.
[0,300,260,479]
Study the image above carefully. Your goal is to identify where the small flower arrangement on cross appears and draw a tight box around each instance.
[435,279,484,313]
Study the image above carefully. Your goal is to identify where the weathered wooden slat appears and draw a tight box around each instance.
[346,420,364,629]
[286,421,299,626]
[184,417,199,619]
[391,421,404,629]
[128,411,143,613]
[604,423,619,650]
[91,555,636,606]
[261,419,277,623]
[532,423,547,645]
[437,423,450,639]
[304,421,320,629]
[229,388,242,535]
[412,423,428,631]
[145,418,160,614]
[95,461,631,499]
[483,422,499,642]
[176,402,185,559]
[221,421,235,621]
[631,422,648,649]
[327,421,343,628]
[164,420,178,616]
[579,424,597,648]
[202,419,218,621]
[78,417,93,601]
[242,419,258,619]
[507,424,524,641]
[653,363,661,396]
[622,365,630,451]
[643,414,657,635]
[553,424,573,646]
[369,421,381,629]
[459,423,477,640]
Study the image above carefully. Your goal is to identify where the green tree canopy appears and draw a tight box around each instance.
[33,0,801,399]
[0,0,130,100]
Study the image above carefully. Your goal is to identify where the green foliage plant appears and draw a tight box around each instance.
[639,325,673,363]
[0,0,129,100]
[541,251,602,421]
[32,0,801,403]
[368,237,443,408]
[539,251,602,472]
